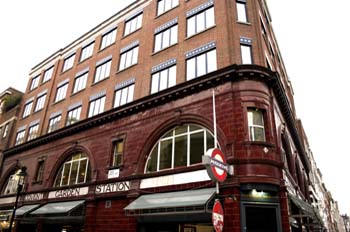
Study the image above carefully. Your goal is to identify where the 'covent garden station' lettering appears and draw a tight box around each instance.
[95,181,130,194]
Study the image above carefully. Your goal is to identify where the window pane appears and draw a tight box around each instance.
[151,73,160,94]
[127,85,134,103]
[253,110,264,126]
[154,33,162,52]
[175,125,187,135]
[206,131,215,150]
[136,14,143,29]
[158,0,165,15]
[162,29,170,48]
[119,53,126,70]
[241,45,252,64]
[237,2,247,22]
[164,0,171,12]
[174,135,187,168]
[61,163,71,186]
[206,7,215,28]
[146,144,158,172]
[168,66,176,87]
[132,47,139,65]
[69,161,79,185]
[126,51,132,68]
[170,25,178,45]
[78,159,87,183]
[196,12,205,32]
[114,90,121,107]
[254,127,265,142]
[159,69,168,91]
[120,88,128,105]
[159,139,172,170]
[186,58,196,80]
[207,49,217,73]
[197,53,206,77]
[190,131,204,165]
[187,16,196,37]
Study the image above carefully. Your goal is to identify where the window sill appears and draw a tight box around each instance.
[185,25,216,41]
[108,165,124,170]
[151,43,178,56]
[78,55,93,64]
[154,5,179,19]
[98,43,116,53]
[91,77,110,87]
[237,21,251,26]
[33,109,43,114]
[32,180,43,185]
[52,98,66,106]
[61,67,73,75]
[243,140,275,148]
[71,89,86,97]
[116,63,138,74]
[122,27,142,39]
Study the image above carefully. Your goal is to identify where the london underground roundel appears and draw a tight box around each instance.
[212,200,224,232]
[204,148,228,182]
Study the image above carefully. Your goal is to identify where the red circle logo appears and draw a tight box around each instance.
[207,148,227,182]
[212,200,224,232]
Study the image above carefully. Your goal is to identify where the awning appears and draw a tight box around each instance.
[288,194,322,224]
[124,188,216,216]
[30,200,84,216]
[15,204,40,216]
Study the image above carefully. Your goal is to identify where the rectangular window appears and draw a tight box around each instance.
[114,84,134,108]
[157,0,179,16]
[124,13,143,36]
[73,72,88,93]
[15,130,26,145]
[55,83,68,102]
[66,106,82,126]
[2,124,9,138]
[80,42,95,61]
[187,7,215,37]
[62,54,75,72]
[236,1,248,23]
[119,46,139,71]
[154,24,178,53]
[34,94,46,112]
[248,108,266,142]
[48,115,61,133]
[34,160,45,182]
[88,96,106,118]
[43,66,54,83]
[94,60,111,83]
[151,65,176,94]
[241,44,252,64]
[112,140,124,167]
[27,124,39,141]
[30,76,40,90]
[23,101,33,118]
[100,28,117,50]
[186,49,217,80]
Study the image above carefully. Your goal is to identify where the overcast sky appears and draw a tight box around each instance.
[0,0,349,215]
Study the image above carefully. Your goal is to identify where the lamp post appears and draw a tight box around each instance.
[8,166,27,232]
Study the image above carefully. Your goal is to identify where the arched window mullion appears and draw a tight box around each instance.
[75,154,82,185]
[84,158,89,183]
[187,125,190,167]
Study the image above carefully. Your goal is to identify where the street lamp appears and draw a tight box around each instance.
[8,166,27,232]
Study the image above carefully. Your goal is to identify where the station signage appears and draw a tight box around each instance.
[48,187,89,199]
[95,181,130,194]
[23,193,44,201]
[202,148,233,182]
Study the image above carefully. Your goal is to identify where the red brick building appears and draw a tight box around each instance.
[0,0,326,231]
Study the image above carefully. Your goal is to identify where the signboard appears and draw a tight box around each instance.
[48,187,88,199]
[108,168,120,179]
[203,148,232,182]
[24,193,44,201]
[212,200,224,232]
[95,181,130,194]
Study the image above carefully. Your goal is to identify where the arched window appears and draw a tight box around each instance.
[54,153,90,187]
[145,124,216,173]
[2,169,21,195]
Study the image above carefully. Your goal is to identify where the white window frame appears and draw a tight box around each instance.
[151,65,176,94]
[48,115,61,133]
[94,60,111,83]
[124,13,143,36]
[73,72,88,94]
[119,46,139,71]
[23,101,33,118]
[80,42,95,61]
[62,54,75,72]
[157,0,179,16]
[34,94,46,112]
[112,139,124,167]
[186,49,217,80]
[154,24,178,53]
[2,124,9,138]
[15,130,26,145]
[66,106,82,126]
[236,0,248,23]
[88,96,106,118]
[55,83,68,102]
[43,66,54,83]
[30,76,40,90]
[114,84,135,108]
[241,44,252,64]
[27,124,39,141]
[247,109,266,142]
[187,6,215,37]
[100,28,117,50]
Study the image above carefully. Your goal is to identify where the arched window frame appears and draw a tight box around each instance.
[54,153,90,187]
[2,169,22,195]
[144,124,217,173]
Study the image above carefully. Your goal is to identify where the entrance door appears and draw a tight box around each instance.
[242,203,282,232]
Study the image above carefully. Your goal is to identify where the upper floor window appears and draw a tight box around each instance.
[100,28,117,50]
[119,45,139,71]
[112,139,124,167]
[62,54,75,72]
[73,72,88,94]
[151,65,176,94]
[27,124,39,141]
[247,108,266,142]
[48,114,61,133]
[15,129,26,145]
[80,42,94,61]
[34,94,46,112]
[43,66,54,83]
[66,106,82,126]
[154,24,178,53]
[145,124,215,173]
[34,159,45,183]
[186,45,217,80]
[240,37,253,64]
[114,84,134,108]
[23,101,33,118]
[157,0,179,16]
[236,0,248,23]
[54,153,90,187]
[187,6,215,37]
[55,82,69,102]
[30,76,40,90]
[2,124,9,138]
[124,13,143,36]
[88,95,105,118]
[94,60,111,83]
